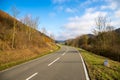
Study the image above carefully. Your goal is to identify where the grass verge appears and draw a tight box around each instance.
[78,48,120,80]
[0,46,60,71]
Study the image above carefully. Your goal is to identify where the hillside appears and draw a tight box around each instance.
[0,10,57,49]
[65,29,120,62]
[0,10,58,70]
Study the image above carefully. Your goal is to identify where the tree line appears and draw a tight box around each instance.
[65,16,120,62]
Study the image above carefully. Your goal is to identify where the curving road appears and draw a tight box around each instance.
[0,46,89,80]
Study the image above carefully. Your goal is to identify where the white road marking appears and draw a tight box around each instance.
[62,52,66,56]
[26,72,38,80]
[78,51,90,80]
[61,48,68,56]
[48,57,60,66]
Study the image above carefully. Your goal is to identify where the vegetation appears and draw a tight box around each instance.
[11,7,20,49]
[66,15,120,62]
[0,47,59,71]
[79,48,120,80]
[0,10,58,71]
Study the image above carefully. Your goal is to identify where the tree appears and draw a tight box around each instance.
[11,6,20,49]
[93,15,113,49]
[80,35,88,47]
[93,15,111,35]
[22,15,39,41]
[41,27,47,35]
[41,27,47,42]
[50,33,55,40]
[92,15,119,58]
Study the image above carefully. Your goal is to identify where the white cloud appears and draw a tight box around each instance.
[115,10,120,17]
[101,2,117,10]
[65,8,77,13]
[102,0,120,10]
[65,11,107,28]
[56,30,81,40]
[80,0,99,7]
[80,0,92,7]
[53,0,120,40]
[85,7,96,13]
[59,10,108,40]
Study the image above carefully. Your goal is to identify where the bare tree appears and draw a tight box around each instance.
[41,27,47,35]
[32,17,39,30]
[50,33,55,40]
[11,6,20,49]
[41,27,48,42]
[93,15,112,35]
[22,15,39,41]
[93,15,115,50]
[30,16,39,41]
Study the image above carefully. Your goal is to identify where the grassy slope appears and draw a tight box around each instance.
[0,10,59,71]
[78,48,120,80]
[0,46,59,71]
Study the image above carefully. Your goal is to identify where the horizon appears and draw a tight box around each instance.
[0,0,120,40]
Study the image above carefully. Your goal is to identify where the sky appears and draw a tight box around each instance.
[0,0,120,40]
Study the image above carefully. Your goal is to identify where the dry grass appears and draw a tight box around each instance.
[79,48,120,80]
[0,45,59,71]
[0,10,59,71]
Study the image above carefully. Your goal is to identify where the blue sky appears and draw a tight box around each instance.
[0,0,120,40]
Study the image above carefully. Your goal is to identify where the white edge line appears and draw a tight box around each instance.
[48,57,60,66]
[78,51,90,80]
[26,72,38,80]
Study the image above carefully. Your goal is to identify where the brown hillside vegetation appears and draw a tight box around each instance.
[0,10,58,70]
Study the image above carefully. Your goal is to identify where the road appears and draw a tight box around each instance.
[0,46,89,80]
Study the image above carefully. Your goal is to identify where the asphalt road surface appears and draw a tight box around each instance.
[0,46,89,80]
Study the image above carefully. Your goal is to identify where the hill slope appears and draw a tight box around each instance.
[0,10,58,70]
[0,10,57,50]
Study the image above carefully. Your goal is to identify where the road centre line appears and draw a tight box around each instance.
[26,72,38,80]
[48,57,60,66]
[62,52,66,56]
[62,48,68,56]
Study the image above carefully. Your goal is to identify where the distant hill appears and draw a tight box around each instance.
[115,28,120,32]
[115,28,120,35]
[55,40,65,44]
[87,34,94,38]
